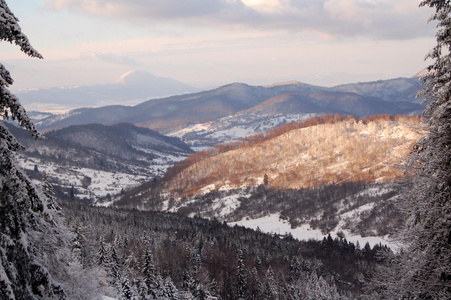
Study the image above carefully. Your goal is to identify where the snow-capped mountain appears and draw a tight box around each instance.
[17,70,199,111]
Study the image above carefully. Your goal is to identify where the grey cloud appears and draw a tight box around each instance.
[46,0,434,40]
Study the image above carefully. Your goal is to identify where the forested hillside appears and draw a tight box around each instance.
[165,115,424,196]
[62,202,389,299]
[114,115,425,242]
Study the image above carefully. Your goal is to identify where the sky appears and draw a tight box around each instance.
[2,0,437,92]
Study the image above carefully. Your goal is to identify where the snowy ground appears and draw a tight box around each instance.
[169,113,316,147]
[17,152,187,203]
[229,213,399,250]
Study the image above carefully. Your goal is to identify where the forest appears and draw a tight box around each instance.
[61,202,390,299]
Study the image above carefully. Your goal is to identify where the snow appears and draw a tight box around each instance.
[17,156,150,202]
[211,194,243,217]
[230,213,398,249]
[168,112,316,147]
[102,296,116,300]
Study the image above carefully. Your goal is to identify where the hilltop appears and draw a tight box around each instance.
[114,115,425,245]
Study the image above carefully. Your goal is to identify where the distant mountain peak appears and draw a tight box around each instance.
[264,80,302,88]
[115,70,159,85]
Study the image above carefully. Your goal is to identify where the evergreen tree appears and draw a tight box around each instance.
[119,277,133,300]
[0,1,68,299]
[42,172,55,202]
[70,222,84,266]
[374,1,451,298]
[109,246,122,287]
[142,249,157,298]
[262,266,277,300]
[97,238,108,267]
[263,173,269,186]
[236,248,247,300]
[161,276,179,300]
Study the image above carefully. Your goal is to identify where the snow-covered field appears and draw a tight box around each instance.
[229,213,398,249]
[17,152,186,203]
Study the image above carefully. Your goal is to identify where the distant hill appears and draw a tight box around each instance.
[34,82,275,132]
[17,70,199,111]
[34,77,424,143]
[332,77,423,103]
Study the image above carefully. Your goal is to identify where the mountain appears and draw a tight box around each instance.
[7,122,192,202]
[34,77,424,149]
[34,82,275,132]
[16,70,199,111]
[114,115,426,246]
[332,77,423,103]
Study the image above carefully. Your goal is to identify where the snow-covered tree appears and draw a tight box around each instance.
[119,277,133,300]
[374,1,451,298]
[303,271,340,300]
[0,0,71,299]
[161,277,179,300]
[262,267,277,300]
[97,238,108,267]
[109,246,122,286]
[142,249,158,298]
[236,248,247,300]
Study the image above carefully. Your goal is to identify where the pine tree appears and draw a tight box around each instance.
[161,277,179,300]
[0,0,67,299]
[98,238,108,267]
[374,1,451,298]
[119,277,133,300]
[142,249,157,297]
[109,246,122,287]
[236,248,247,300]
[262,266,277,300]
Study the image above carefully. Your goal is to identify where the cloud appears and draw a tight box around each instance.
[80,52,138,66]
[45,0,433,40]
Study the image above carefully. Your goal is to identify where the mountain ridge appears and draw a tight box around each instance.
[33,77,424,144]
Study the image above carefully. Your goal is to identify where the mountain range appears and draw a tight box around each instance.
[32,76,424,149]
[9,71,429,249]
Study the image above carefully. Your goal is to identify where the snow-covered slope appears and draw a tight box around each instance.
[116,116,425,247]
[7,122,192,203]
[169,112,317,148]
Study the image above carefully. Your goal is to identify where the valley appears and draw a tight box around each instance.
[3,0,449,298]
[8,122,192,202]
[16,77,427,241]
[9,76,429,299]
